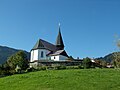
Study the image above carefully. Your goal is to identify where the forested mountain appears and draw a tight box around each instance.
[96,52,120,63]
[0,46,30,64]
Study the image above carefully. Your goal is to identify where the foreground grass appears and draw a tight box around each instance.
[0,69,120,90]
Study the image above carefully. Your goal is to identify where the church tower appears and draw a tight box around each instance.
[55,24,64,50]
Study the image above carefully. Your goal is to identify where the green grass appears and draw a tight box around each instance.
[0,69,120,90]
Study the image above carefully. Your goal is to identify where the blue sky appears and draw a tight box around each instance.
[0,0,120,59]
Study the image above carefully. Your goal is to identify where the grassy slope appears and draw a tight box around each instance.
[0,69,120,90]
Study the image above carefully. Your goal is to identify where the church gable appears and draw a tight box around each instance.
[32,39,56,52]
[32,39,44,50]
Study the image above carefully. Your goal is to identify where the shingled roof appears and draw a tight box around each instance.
[32,39,57,51]
[49,50,68,57]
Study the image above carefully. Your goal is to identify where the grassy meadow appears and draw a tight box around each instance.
[0,69,120,90]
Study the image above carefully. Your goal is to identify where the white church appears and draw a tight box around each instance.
[30,24,69,63]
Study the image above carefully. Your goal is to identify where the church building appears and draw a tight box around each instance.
[30,24,68,63]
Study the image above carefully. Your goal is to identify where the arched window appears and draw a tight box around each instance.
[41,51,44,58]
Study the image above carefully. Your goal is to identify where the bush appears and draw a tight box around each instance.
[78,65,84,69]
[26,67,36,72]
[59,65,66,70]
[46,66,54,70]
[9,70,16,75]
[53,65,66,70]
[0,69,15,77]
[36,66,47,71]
[66,66,79,69]
[40,66,47,70]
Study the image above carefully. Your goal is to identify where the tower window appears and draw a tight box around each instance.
[54,56,56,59]
[41,51,44,58]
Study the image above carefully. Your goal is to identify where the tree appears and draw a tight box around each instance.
[82,57,92,69]
[7,51,28,70]
[112,52,120,68]
[113,36,120,68]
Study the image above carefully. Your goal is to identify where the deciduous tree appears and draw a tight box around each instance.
[83,57,92,69]
[7,51,28,70]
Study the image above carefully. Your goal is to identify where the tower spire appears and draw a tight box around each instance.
[55,23,64,50]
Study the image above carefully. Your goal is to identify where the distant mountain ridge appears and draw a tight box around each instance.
[96,52,120,63]
[0,46,30,64]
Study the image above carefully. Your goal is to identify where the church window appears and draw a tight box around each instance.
[54,56,55,59]
[41,51,44,58]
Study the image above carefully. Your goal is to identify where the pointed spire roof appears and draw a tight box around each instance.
[55,24,64,50]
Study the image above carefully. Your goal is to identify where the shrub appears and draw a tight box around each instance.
[9,70,16,75]
[26,67,36,72]
[59,65,66,69]
[78,65,84,69]
[46,66,54,70]
[36,66,47,71]
[53,65,66,70]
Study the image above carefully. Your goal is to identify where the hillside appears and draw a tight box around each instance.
[0,69,120,90]
[96,52,120,63]
[0,46,30,64]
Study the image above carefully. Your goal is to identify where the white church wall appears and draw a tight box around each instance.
[51,55,68,61]
[51,56,59,61]
[30,49,50,62]
[31,50,39,61]
[38,49,50,60]
[30,50,33,62]
[34,50,39,60]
